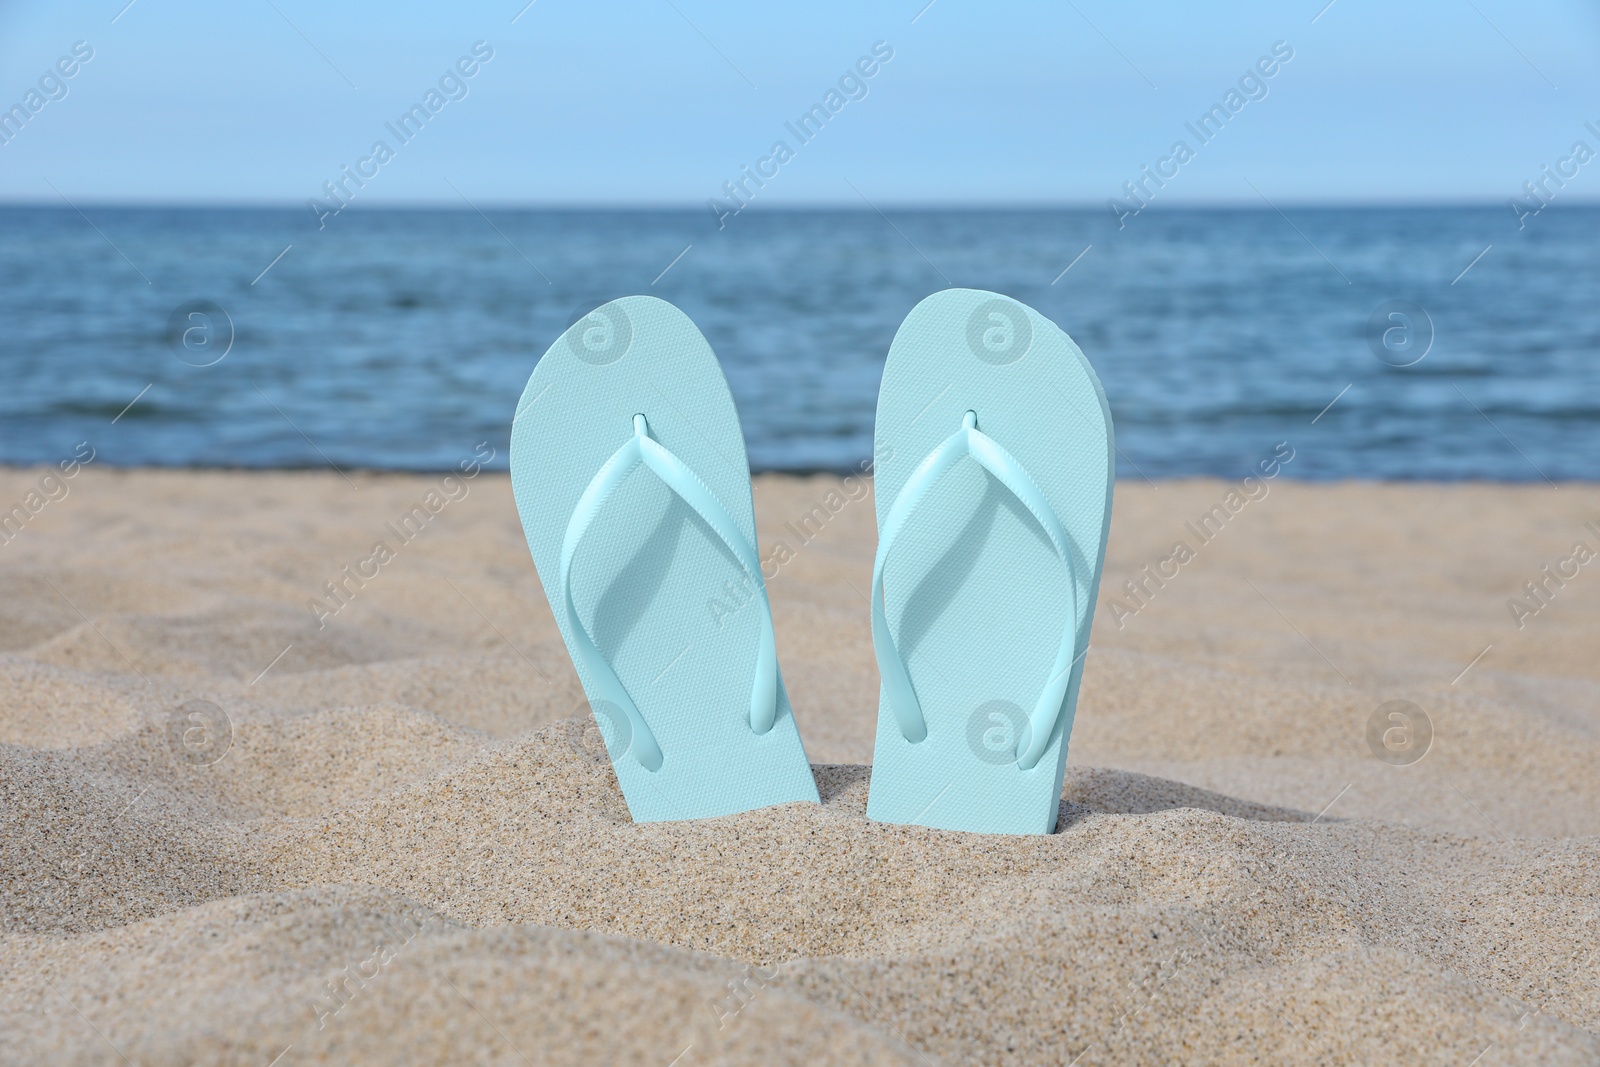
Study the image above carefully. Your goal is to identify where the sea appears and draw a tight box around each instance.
[1,204,1596,481]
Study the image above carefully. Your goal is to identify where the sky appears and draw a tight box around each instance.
[1,0,1597,207]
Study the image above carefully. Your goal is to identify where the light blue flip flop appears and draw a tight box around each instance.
[865,289,1113,835]
[509,296,819,823]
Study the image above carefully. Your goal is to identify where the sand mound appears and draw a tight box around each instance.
[3,469,1598,1064]
[1,886,924,1067]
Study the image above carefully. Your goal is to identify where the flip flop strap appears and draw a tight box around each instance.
[559,414,778,772]
[871,410,1080,771]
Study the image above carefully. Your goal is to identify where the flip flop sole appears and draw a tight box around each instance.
[866,289,1113,834]
[511,296,819,822]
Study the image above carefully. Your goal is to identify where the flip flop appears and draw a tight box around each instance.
[510,296,820,822]
[865,289,1113,834]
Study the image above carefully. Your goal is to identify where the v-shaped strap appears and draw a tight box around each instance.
[871,410,1080,771]
[560,414,778,772]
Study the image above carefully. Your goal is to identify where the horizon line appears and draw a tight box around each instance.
[3,197,1597,212]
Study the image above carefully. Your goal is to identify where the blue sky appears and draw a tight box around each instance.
[1,0,1597,205]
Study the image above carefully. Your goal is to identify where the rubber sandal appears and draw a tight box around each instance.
[865,289,1113,834]
[510,296,820,822]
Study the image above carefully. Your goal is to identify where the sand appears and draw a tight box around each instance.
[2,466,1598,1065]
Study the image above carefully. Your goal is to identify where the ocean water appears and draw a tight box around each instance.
[1,204,1596,481]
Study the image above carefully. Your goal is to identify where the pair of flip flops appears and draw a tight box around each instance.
[510,289,1113,835]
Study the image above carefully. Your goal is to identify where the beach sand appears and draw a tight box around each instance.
[2,467,1598,1065]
